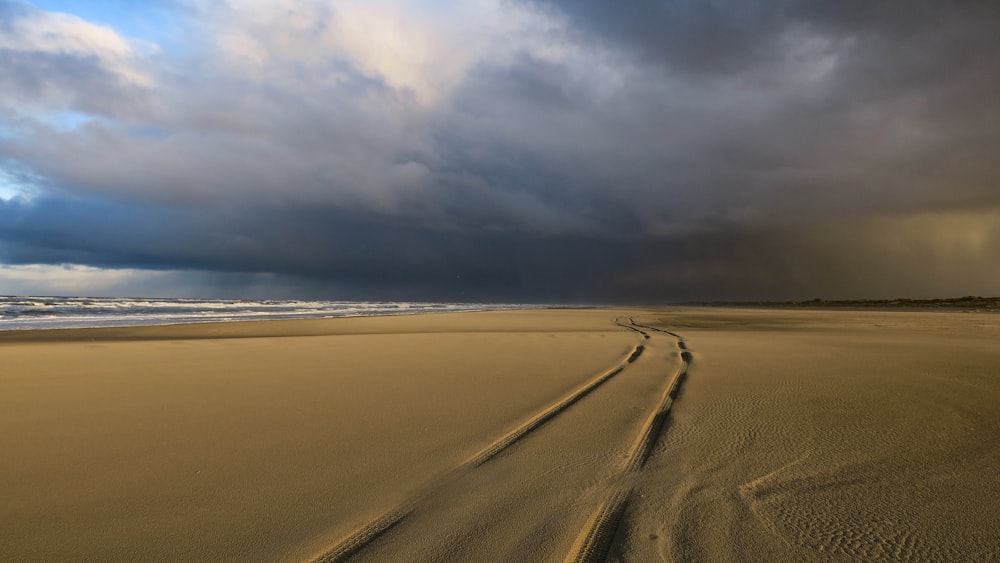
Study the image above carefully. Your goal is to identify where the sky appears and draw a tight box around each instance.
[1,0,998,302]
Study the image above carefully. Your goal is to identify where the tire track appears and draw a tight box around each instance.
[562,318,693,562]
[466,343,643,467]
[616,318,650,340]
[564,488,632,563]
[310,334,647,562]
[628,318,685,340]
[313,504,415,563]
[623,340,691,472]
[626,344,645,363]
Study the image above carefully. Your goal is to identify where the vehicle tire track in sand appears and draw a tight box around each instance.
[626,344,644,363]
[563,319,692,562]
[465,342,643,468]
[628,318,685,341]
[313,505,415,563]
[310,337,646,562]
[615,318,650,340]
[563,488,632,563]
[623,344,690,472]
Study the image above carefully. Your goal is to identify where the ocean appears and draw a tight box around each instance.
[0,296,537,331]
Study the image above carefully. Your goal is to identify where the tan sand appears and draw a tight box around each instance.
[626,308,1000,562]
[1,308,998,561]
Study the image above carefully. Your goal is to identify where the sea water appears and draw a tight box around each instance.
[0,296,537,330]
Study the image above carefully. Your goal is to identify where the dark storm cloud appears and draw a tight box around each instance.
[5,192,1000,302]
[513,0,1000,209]
[0,194,640,300]
[520,1,1000,77]
[2,1,1000,300]
[521,0,790,75]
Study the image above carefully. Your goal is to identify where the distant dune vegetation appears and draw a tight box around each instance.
[698,296,1000,310]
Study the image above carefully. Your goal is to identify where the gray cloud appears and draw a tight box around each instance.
[0,49,149,118]
[1,1,999,300]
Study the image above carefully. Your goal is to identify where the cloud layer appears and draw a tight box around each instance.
[2,0,999,300]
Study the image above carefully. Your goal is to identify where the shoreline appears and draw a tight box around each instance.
[6,302,999,342]
[0,296,562,333]
[0,307,585,343]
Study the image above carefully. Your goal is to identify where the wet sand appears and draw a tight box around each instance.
[1,308,997,561]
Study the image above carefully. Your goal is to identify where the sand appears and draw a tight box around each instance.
[1,308,998,561]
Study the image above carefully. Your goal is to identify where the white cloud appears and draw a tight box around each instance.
[196,0,568,104]
[0,6,153,87]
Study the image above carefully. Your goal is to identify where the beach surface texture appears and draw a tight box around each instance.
[2,308,998,561]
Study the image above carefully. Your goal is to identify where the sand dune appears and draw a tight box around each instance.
[1,308,998,561]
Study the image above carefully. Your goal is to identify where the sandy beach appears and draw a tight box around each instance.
[2,308,998,561]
